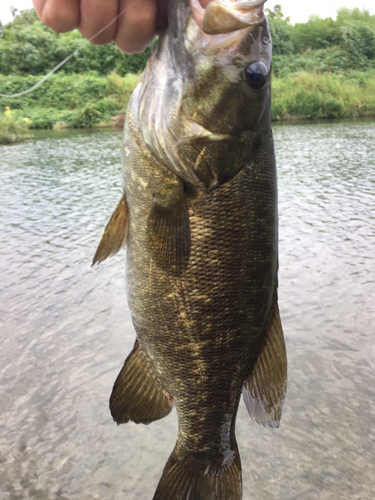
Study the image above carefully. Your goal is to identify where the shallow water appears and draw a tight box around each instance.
[0,121,374,500]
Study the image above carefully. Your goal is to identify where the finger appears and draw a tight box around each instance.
[32,0,80,33]
[79,0,120,45]
[156,0,168,34]
[115,0,157,54]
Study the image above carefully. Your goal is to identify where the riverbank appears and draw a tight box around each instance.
[1,70,375,141]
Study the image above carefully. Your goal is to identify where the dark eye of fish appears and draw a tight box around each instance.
[245,61,268,90]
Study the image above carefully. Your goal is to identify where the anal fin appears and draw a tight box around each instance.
[147,181,191,273]
[92,193,129,266]
[110,340,173,425]
[242,301,287,428]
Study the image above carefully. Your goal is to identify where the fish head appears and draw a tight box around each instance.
[138,0,272,191]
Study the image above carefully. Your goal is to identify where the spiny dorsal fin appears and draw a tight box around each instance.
[110,340,173,425]
[147,182,191,273]
[242,301,287,428]
[92,194,129,266]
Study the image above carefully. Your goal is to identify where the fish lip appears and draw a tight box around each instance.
[188,0,267,36]
[228,0,267,11]
[187,0,267,13]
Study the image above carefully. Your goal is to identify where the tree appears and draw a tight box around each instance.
[0,9,151,76]
[291,15,341,52]
[266,4,294,55]
[336,8,375,65]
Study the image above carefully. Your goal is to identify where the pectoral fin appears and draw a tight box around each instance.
[147,182,191,272]
[92,194,129,266]
[242,301,287,428]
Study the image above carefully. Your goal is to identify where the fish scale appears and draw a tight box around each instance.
[125,122,278,478]
[93,0,287,498]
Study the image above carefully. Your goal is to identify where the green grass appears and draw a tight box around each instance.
[272,70,375,120]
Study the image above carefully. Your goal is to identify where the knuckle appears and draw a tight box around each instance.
[117,38,153,54]
[128,5,156,29]
[40,5,79,33]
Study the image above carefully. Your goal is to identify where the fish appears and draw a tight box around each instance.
[92,0,287,498]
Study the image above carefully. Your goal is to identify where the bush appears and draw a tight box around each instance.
[11,107,75,129]
[0,9,152,76]
[0,73,109,112]
[291,15,341,52]
[266,5,294,56]
[271,71,375,120]
[2,6,375,128]
[0,107,32,143]
[66,104,102,128]
[341,23,375,66]
[0,72,139,129]
[323,97,344,119]
[106,72,140,110]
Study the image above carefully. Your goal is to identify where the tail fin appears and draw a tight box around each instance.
[153,448,242,500]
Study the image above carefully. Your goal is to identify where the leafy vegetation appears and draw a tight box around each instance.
[271,70,375,120]
[0,9,151,76]
[0,72,139,128]
[268,5,375,73]
[1,5,375,128]
[0,106,32,144]
[267,5,375,119]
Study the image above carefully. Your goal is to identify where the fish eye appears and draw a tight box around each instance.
[245,61,268,90]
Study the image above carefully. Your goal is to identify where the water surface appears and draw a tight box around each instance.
[0,122,374,499]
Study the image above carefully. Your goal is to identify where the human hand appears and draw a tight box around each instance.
[32,0,211,54]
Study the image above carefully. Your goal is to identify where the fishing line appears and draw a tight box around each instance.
[0,4,135,99]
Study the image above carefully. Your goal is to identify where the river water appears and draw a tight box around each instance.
[0,120,374,500]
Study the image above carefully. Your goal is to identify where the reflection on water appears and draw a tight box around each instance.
[0,122,374,500]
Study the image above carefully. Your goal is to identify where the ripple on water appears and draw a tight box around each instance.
[1,122,375,500]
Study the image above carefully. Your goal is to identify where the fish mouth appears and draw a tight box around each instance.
[188,0,266,35]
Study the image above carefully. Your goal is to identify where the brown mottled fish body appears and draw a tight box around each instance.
[93,0,287,498]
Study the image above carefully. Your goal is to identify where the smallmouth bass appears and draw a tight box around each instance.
[93,0,287,498]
